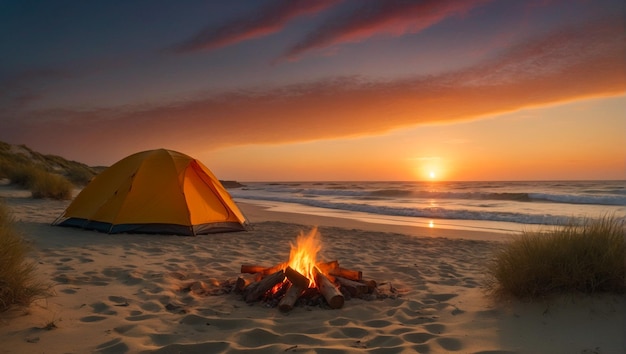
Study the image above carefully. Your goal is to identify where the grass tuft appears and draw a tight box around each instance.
[0,201,52,312]
[485,215,625,299]
[2,162,73,200]
[29,169,73,200]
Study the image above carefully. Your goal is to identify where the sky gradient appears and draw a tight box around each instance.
[1,0,624,181]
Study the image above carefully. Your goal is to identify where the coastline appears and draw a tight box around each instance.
[237,201,515,242]
[0,184,623,353]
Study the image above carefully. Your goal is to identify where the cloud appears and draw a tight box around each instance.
[3,15,624,165]
[171,0,339,54]
[0,68,72,109]
[281,0,492,60]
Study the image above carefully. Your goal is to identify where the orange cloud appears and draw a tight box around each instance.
[282,0,492,60]
[171,0,339,54]
[6,16,624,165]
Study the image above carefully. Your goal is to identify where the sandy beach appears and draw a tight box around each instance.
[0,183,623,354]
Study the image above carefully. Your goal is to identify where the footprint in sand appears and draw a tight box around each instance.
[108,295,129,304]
[126,313,158,322]
[436,337,463,351]
[90,301,117,315]
[424,323,446,334]
[59,288,78,294]
[140,301,162,312]
[79,315,108,322]
[402,331,437,344]
[113,324,136,335]
[362,319,393,328]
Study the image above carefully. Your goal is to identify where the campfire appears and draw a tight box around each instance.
[235,227,380,312]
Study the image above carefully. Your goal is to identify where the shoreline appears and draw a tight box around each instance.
[237,201,516,242]
[0,185,623,353]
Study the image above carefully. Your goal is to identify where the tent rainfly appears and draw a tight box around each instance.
[53,149,250,235]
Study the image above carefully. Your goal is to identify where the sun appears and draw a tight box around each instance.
[410,156,446,181]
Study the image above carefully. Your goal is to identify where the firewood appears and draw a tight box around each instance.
[279,266,311,312]
[362,279,377,292]
[279,283,304,312]
[335,276,369,297]
[329,267,362,281]
[240,263,286,276]
[240,264,268,274]
[316,260,339,275]
[235,274,255,293]
[243,269,285,302]
[313,267,344,309]
[284,266,310,289]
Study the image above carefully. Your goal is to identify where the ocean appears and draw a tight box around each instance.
[229,180,626,234]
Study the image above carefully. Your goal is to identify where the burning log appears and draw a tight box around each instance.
[241,263,286,276]
[236,227,384,311]
[313,266,344,309]
[240,264,267,274]
[316,261,362,281]
[243,269,285,302]
[316,260,339,274]
[335,276,369,297]
[278,266,310,312]
[329,267,362,281]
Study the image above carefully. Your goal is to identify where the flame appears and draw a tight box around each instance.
[287,227,321,288]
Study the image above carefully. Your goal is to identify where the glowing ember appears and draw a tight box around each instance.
[287,227,321,288]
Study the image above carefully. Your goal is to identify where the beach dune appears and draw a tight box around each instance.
[0,183,623,353]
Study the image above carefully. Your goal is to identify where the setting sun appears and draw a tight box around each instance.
[429,171,436,179]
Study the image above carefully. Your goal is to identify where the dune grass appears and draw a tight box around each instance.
[0,201,52,312]
[29,169,73,200]
[486,215,625,299]
[2,162,73,200]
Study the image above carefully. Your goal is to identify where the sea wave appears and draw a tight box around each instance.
[241,186,626,206]
[231,194,578,226]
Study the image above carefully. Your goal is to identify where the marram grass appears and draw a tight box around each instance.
[2,162,73,200]
[0,201,52,312]
[29,169,73,200]
[485,215,625,299]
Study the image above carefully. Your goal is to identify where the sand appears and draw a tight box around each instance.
[0,183,623,354]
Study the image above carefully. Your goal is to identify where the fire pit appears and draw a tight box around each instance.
[235,227,382,312]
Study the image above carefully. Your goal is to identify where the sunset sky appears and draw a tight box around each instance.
[1,0,624,181]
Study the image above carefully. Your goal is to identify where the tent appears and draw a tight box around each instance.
[53,149,249,235]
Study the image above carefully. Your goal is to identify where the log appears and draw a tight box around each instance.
[243,269,285,302]
[235,274,255,293]
[284,266,311,289]
[329,267,362,281]
[316,260,339,275]
[313,266,344,309]
[363,279,377,292]
[240,263,286,276]
[335,276,369,297]
[279,283,304,312]
[279,266,311,312]
[240,264,268,274]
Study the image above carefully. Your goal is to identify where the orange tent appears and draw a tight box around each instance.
[53,149,249,235]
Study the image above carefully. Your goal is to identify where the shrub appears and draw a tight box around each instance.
[2,162,73,200]
[5,163,41,188]
[0,201,52,312]
[485,215,625,299]
[30,169,73,200]
[64,165,96,186]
